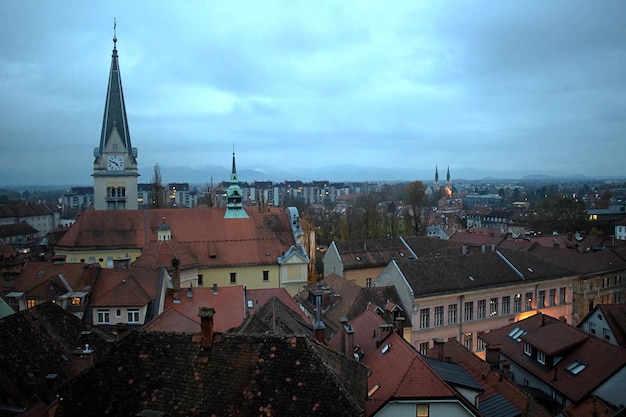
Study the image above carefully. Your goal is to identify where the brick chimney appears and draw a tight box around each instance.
[432,338,445,360]
[313,288,326,344]
[171,258,181,302]
[198,307,215,350]
[485,344,501,367]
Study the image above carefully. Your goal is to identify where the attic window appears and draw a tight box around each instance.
[565,360,587,375]
[381,343,392,355]
[38,270,45,277]
[355,256,361,261]
[399,252,405,257]
[508,327,526,342]
[527,267,534,273]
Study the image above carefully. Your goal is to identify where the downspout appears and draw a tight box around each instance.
[459,294,464,343]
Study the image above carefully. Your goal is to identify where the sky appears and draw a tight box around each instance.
[1,1,625,186]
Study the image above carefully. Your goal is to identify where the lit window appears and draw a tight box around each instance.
[514,293,521,312]
[71,297,81,305]
[490,298,498,317]
[464,332,473,351]
[417,404,429,417]
[27,299,36,309]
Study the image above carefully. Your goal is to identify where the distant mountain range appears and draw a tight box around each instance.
[0,164,623,189]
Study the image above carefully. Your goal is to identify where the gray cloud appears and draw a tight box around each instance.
[0,0,624,186]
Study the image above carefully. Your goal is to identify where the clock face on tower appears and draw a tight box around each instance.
[107,155,124,171]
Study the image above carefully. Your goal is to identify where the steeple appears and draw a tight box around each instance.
[434,165,439,188]
[446,165,451,184]
[92,20,139,211]
[96,19,136,162]
[224,150,249,219]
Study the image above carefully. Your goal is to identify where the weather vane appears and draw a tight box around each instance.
[113,18,117,45]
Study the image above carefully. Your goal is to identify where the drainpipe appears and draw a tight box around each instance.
[459,294,464,344]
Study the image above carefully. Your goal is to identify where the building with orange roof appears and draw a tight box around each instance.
[55,205,310,295]
[328,309,478,417]
[480,312,626,415]
[5,261,100,318]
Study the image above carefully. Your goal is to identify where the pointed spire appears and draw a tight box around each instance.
[434,165,439,183]
[224,149,248,219]
[446,165,451,183]
[98,19,133,157]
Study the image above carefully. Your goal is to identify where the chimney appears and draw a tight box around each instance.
[171,258,181,302]
[198,307,215,350]
[502,360,511,379]
[313,288,326,344]
[344,323,355,357]
[485,344,501,367]
[432,338,445,360]
[339,317,348,354]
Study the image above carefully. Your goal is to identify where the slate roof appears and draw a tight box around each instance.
[56,331,367,417]
[246,287,310,322]
[56,207,297,268]
[0,221,39,239]
[392,247,574,297]
[334,237,415,270]
[296,274,410,338]
[0,201,59,219]
[0,302,110,413]
[426,339,551,417]
[527,245,626,276]
[480,313,626,403]
[231,296,313,335]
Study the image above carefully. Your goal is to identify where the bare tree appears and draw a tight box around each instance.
[405,181,427,235]
[151,163,165,208]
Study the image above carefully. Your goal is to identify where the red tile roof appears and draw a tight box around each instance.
[145,285,246,333]
[57,207,297,269]
[90,267,159,308]
[329,309,458,416]
[480,313,626,403]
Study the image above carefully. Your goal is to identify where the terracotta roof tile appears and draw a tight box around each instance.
[328,309,458,416]
[57,207,297,268]
[480,313,626,403]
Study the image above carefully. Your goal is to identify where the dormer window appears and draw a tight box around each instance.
[524,342,532,356]
[537,350,546,365]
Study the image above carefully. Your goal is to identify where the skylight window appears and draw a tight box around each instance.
[381,343,392,355]
[508,327,526,342]
[355,256,361,261]
[565,360,587,375]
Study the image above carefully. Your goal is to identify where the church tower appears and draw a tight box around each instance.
[92,23,138,210]
[224,151,248,219]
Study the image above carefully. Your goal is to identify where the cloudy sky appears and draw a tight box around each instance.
[1,1,625,186]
